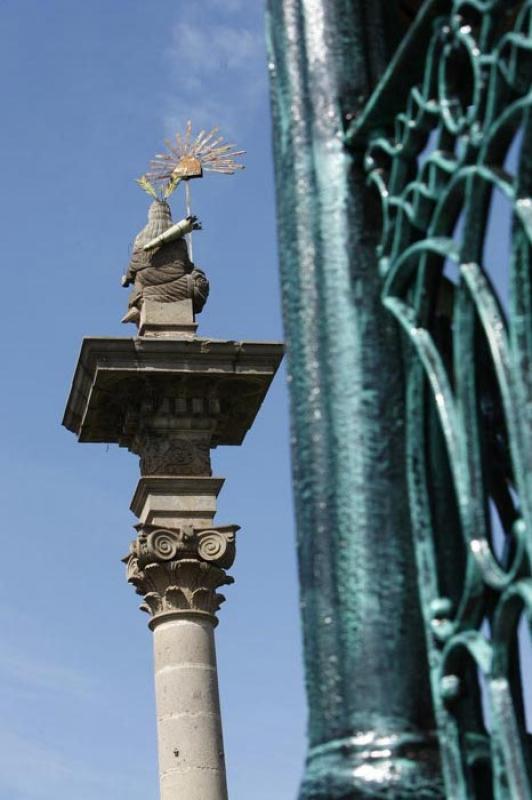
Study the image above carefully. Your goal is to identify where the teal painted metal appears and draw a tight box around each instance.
[269,0,532,798]
[346,1,532,797]
[267,2,444,798]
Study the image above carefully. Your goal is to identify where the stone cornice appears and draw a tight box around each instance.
[62,336,283,447]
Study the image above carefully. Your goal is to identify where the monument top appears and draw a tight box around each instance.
[122,122,245,334]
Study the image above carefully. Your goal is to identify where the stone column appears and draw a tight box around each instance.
[125,523,237,800]
[153,616,225,800]
[63,333,283,800]
[123,388,239,800]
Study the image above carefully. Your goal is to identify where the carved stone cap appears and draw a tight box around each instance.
[129,523,239,570]
[124,523,240,625]
[130,559,232,627]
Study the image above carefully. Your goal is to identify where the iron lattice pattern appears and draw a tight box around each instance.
[348,1,532,797]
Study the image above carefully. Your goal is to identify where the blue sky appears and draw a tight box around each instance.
[0,2,306,799]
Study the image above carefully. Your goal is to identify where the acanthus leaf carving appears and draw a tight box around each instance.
[124,524,239,621]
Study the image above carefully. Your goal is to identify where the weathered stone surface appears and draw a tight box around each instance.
[62,337,283,448]
[131,476,224,529]
[124,511,239,623]
[127,557,232,621]
[153,618,228,800]
[135,432,212,477]
[121,200,209,328]
[139,299,198,338]
[63,327,282,800]
[128,523,238,572]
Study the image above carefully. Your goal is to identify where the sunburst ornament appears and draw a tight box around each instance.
[147,121,246,186]
[136,122,245,259]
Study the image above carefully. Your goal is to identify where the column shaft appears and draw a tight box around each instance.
[153,616,228,800]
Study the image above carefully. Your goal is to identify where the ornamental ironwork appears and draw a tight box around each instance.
[347,2,532,797]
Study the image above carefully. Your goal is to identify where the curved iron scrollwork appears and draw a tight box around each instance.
[348,1,532,797]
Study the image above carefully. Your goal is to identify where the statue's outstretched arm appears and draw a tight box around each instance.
[142,215,202,251]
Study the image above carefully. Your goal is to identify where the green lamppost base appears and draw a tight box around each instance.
[300,734,444,800]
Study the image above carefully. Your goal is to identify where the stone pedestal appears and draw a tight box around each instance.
[139,299,198,338]
[63,334,283,800]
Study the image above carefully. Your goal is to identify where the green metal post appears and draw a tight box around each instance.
[266,2,444,797]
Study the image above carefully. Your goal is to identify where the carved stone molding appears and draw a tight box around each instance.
[127,558,232,622]
[138,435,212,476]
[63,338,283,451]
[124,524,239,623]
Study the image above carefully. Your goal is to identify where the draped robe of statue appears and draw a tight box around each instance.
[122,199,209,324]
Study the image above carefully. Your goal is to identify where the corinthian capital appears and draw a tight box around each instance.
[124,524,239,623]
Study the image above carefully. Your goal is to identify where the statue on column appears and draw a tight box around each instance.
[122,121,244,326]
